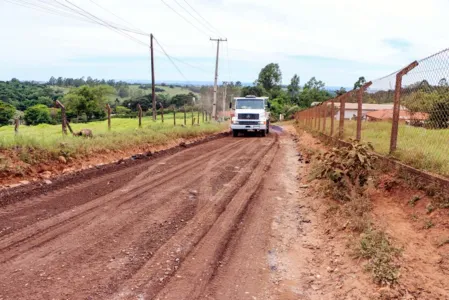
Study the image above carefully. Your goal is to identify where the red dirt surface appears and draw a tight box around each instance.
[0,126,447,300]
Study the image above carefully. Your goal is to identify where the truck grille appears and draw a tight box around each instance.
[238,113,259,120]
[238,121,259,125]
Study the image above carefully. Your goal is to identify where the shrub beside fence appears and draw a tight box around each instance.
[296,48,449,177]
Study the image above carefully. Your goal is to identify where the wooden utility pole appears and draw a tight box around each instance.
[150,33,156,121]
[210,38,227,120]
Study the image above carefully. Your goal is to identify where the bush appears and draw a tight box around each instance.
[24,104,52,125]
[0,101,16,126]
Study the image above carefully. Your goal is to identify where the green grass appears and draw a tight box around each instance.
[0,115,226,165]
[315,119,449,176]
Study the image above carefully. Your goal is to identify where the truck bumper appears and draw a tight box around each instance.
[231,124,267,131]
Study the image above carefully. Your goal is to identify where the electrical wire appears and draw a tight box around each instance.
[153,36,189,82]
[182,0,225,38]
[160,0,211,38]
[172,0,216,37]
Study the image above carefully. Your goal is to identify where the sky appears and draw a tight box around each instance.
[0,0,449,87]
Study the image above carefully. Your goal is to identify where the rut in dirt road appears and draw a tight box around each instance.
[0,134,278,300]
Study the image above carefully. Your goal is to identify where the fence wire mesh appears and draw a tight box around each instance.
[295,48,449,177]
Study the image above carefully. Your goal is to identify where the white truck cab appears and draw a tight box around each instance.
[230,95,270,137]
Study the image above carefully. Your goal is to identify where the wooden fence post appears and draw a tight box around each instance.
[173,109,176,126]
[137,104,142,128]
[160,104,164,123]
[55,100,67,135]
[14,118,19,135]
[339,94,347,139]
[197,110,200,125]
[202,110,205,123]
[390,61,418,153]
[330,99,335,136]
[191,108,194,126]
[106,104,111,130]
[184,105,187,125]
[356,81,372,140]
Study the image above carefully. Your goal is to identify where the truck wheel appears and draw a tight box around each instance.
[232,130,239,137]
[261,130,266,137]
[266,122,270,134]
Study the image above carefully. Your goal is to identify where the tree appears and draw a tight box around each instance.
[118,86,130,98]
[353,76,366,90]
[0,101,16,126]
[63,85,114,121]
[335,87,347,96]
[235,81,242,87]
[303,77,325,90]
[298,77,331,107]
[428,100,449,128]
[48,76,56,85]
[116,105,132,115]
[257,63,282,92]
[240,86,265,97]
[24,104,52,125]
[438,78,448,87]
[287,74,300,100]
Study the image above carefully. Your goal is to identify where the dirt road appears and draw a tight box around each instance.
[0,132,287,300]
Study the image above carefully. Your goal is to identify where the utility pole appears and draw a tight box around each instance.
[222,81,228,121]
[150,33,156,121]
[210,38,227,120]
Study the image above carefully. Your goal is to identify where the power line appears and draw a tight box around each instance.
[153,36,189,82]
[160,0,211,38]
[182,0,225,38]
[172,0,217,37]
[86,0,144,33]
[57,0,150,47]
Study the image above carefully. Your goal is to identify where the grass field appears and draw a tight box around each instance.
[0,115,226,166]
[309,119,449,177]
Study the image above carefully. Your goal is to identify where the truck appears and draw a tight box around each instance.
[230,95,270,137]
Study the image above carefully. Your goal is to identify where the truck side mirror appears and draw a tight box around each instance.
[229,102,232,109]
[267,102,271,109]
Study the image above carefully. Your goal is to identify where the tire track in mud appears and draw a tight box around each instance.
[0,135,276,300]
[113,136,278,300]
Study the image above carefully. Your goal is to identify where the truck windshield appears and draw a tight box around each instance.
[235,100,264,109]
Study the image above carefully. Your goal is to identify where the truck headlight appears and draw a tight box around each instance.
[231,117,237,124]
[259,120,266,125]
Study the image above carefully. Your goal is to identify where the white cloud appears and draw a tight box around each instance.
[0,0,448,85]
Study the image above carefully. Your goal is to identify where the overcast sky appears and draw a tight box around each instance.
[0,0,448,86]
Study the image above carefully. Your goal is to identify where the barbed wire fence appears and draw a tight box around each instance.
[296,48,449,177]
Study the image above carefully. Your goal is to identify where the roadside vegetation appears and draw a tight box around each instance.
[0,116,226,176]
[321,119,449,176]
[310,138,402,285]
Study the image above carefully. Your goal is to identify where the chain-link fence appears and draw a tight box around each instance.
[296,48,449,177]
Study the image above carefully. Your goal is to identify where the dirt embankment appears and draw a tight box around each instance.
[0,129,229,188]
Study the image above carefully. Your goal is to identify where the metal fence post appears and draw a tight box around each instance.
[316,106,319,130]
[356,81,372,140]
[322,102,327,133]
[390,61,418,153]
[339,94,347,139]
